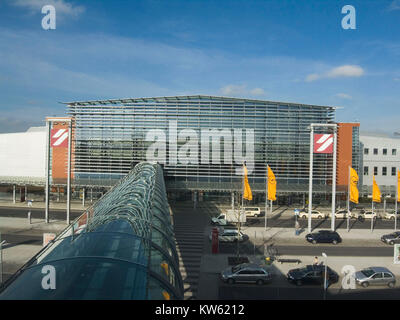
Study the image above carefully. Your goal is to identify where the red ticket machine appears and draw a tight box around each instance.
[212,227,219,254]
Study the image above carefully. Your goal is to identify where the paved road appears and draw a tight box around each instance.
[1,233,43,247]
[217,242,394,257]
[218,282,400,300]
[243,216,397,230]
[0,207,82,221]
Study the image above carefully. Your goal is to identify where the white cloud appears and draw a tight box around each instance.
[220,85,266,97]
[336,93,352,99]
[326,65,364,78]
[305,65,365,82]
[11,0,85,17]
[249,88,265,96]
[305,73,320,82]
[388,0,400,11]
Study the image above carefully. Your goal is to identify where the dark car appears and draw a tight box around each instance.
[221,263,272,285]
[287,265,339,286]
[381,231,400,245]
[305,230,341,244]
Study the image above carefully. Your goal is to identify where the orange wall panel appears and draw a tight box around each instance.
[336,123,359,187]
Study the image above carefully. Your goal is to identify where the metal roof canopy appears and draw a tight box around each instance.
[62,95,337,110]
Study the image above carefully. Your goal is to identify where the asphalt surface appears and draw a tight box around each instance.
[217,242,394,257]
[218,282,400,300]
[0,207,82,221]
[244,216,397,230]
[0,233,43,248]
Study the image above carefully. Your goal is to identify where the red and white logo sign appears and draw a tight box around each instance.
[51,128,68,148]
[313,134,333,154]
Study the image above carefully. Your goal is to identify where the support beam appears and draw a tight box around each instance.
[66,122,72,225]
[308,126,314,233]
[45,121,51,223]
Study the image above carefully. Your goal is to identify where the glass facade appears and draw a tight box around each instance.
[0,162,183,300]
[67,96,336,193]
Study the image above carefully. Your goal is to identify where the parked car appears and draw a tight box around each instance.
[299,210,326,219]
[354,267,396,288]
[208,228,248,243]
[243,207,261,217]
[221,263,272,285]
[331,210,355,219]
[355,210,378,220]
[287,265,339,286]
[383,210,400,220]
[305,230,342,244]
[381,231,400,245]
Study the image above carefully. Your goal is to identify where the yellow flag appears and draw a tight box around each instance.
[243,165,253,201]
[349,167,359,204]
[397,170,400,202]
[372,175,381,203]
[267,166,277,201]
[162,291,170,300]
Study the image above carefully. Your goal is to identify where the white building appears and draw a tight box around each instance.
[360,133,400,194]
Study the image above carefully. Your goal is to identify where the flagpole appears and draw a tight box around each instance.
[308,126,314,233]
[331,126,337,232]
[238,164,245,259]
[270,200,272,221]
[371,177,374,233]
[347,166,350,232]
[265,165,268,230]
[395,170,398,231]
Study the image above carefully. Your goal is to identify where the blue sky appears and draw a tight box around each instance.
[0,0,399,133]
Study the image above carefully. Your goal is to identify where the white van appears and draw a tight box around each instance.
[243,207,261,217]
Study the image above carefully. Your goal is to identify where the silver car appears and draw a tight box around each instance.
[209,229,248,243]
[221,263,272,285]
[354,267,396,288]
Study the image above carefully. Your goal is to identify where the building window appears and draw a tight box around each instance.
[364,166,369,176]
[364,148,369,155]
[392,167,396,176]
[382,167,387,176]
[383,148,387,155]
[393,149,397,156]
[373,148,378,155]
[374,167,378,175]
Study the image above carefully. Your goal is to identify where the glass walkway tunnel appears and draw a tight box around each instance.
[0,162,184,300]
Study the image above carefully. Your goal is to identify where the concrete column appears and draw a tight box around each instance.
[384,196,386,213]
[57,187,60,202]
[193,191,197,209]
[82,188,85,207]
[12,185,16,204]
[231,192,235,210]
[90,188,93,203]
[25,185,27,201]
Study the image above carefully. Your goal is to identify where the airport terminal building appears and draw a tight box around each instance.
[0,95,362,204]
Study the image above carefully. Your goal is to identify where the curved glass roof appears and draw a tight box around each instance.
[0,163,183,300]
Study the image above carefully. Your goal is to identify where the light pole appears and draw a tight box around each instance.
[322,252,328,300]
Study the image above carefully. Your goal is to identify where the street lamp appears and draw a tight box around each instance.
[322,252,328,300]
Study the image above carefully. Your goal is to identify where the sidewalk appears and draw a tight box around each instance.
[0,199,90,211]
[0,216,68,232]
[241,226,393,243]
